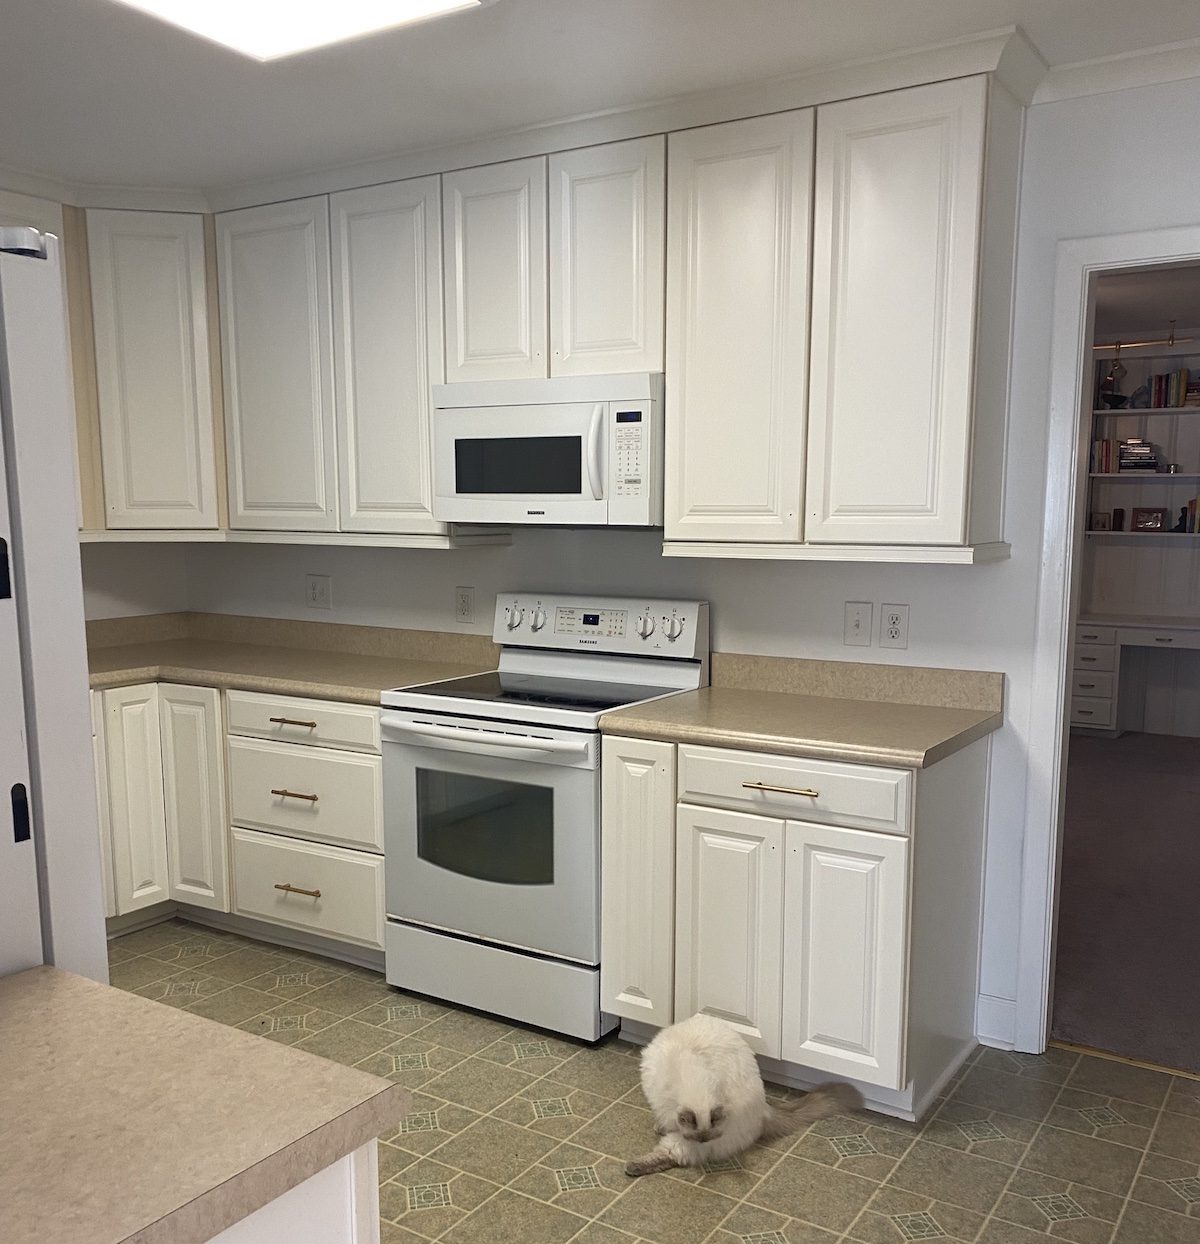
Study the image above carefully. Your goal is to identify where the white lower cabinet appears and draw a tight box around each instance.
[674,805,783,1055]
[99,682,229,916]
[90,691,117,919]
[781,820,909,1089]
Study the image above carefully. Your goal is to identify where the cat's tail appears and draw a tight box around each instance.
[760,1082,863,1140]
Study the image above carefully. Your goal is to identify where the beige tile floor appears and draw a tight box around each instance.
[108,919,1200,1243]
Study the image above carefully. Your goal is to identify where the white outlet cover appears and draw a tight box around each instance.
[454,586,475,624]
[880,603,909,649]
[305,574,332,610]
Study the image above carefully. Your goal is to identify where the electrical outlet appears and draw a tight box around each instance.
[880,603,910,649]
[843,601,873,647]
[454,586,475,625]
[305,574,332,610]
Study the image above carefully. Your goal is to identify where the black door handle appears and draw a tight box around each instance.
[11,783,30,843]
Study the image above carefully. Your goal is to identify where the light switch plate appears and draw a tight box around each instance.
[844,601,873,647]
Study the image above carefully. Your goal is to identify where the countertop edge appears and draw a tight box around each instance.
[89,663,389,706]
[598,709,1004,769]
[129,1083,406,1244]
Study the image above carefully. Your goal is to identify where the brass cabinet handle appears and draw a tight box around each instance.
[742,780,820,798]
[271,788,319,803]
[1079,656,1098,662]
[274,882,321,898]
[1154,636,1175,643]
[1078,683,1097,689]
[269,716,318,728]
[1080,633,1100,641]
[1076,709,1095,716]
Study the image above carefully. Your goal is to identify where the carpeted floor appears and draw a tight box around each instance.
[1052,731,1200,1073]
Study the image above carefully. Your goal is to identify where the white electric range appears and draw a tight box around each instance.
[380,593,710,1040]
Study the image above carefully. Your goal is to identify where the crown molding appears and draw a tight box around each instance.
[1034,37,1200,105]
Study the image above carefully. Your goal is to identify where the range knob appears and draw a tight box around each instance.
[635,614,656,639]
[530,608,547,632]
[665,616,685,641]
[506,607,525,630]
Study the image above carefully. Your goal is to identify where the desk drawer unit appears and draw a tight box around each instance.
[1070,697,1114,729]
[677,744,911,835]
[1075,624,1116,646]
[226,690,381,754]
[1117,627,1200,652]
[231,827,383,948]
[228,736,383,853]
[1073,644,1115,673]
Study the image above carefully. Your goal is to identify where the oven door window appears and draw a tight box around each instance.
[454,435,581,495]
[415,769,553,885]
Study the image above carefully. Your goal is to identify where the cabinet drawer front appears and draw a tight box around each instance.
[231,828,383,949]
[1071,671,1113,699]
[1117,627,1200,651]
[1071,698,1114,728]
[1075,624,1115,646]
[1073,644,1115,672]
[226,691,381,753]
[228,737,383,853]
[677,744,911,835]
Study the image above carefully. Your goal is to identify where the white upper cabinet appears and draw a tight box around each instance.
[664,111,814,543]
[806,77,988,545]
[217,197,337,531]
[87,210,218,529]
[443,157,548,382]
[549,137,665,376]
[331,179,446,534]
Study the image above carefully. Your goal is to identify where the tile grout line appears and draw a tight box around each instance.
[1106,1079,1172,1242]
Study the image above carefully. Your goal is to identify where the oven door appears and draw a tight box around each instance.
[432,402,609,524]
[382,712,600,964]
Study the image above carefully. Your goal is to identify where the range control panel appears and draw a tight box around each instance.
[493,593,709,659]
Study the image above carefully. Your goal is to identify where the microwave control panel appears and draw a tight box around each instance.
[607,399,663,526]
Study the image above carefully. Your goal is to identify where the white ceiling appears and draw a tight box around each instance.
[1094,266,1200,339]
[2,0,1199,194]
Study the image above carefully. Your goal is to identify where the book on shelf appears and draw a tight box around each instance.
[1090,438,1160,473]
[1149,367,1190,408]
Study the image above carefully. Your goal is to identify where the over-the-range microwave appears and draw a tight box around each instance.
[431,373,663,526]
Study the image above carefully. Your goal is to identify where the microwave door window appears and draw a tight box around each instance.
[455,436,582,495]
[415,769,554,885]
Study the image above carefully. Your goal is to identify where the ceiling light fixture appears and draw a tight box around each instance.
[110,0,489,62]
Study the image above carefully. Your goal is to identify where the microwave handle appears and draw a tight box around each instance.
[586,403,604,500]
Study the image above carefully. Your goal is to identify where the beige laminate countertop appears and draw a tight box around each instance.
[600,685,1002,768]
[88,637,486,704]
[0,966,408,1244]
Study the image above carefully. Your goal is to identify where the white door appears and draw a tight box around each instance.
[87,210,218,529]
[443,157,548,381]
[331,178,446,534]
[782,820,910,1089]
[103,684,170,913]
[0,386,41,973]
[160,684,229,911]
[600,736,676,1027]
[665,110,813,543]
[549,137,664,376]
[90,691,117,919]
[217,197,337,530]
[674,804,783,1055]
[806,77,987,545]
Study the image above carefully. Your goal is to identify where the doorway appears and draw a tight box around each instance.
[1051,263,1200,1072]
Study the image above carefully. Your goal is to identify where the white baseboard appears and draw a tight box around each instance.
[976,993,1018,1049]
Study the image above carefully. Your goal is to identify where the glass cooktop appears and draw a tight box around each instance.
[400,671,667,713]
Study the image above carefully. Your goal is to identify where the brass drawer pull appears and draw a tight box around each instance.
[1079,656,1098,662]
[1076,709,1095,716]
[1154,636,1175,643]
[1078,683,1097,689]
[271,788,319,803]
[269,716,318,728]
[742,780,820,798]
[274,882,321,898]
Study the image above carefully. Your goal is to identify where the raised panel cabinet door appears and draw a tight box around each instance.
[674,804,783,1055]
[331,178,446,534]
[159,684,229,911]
[806,77,987,545]
[217,197,337,530]
[781,820,910,1089]
[103,684,169,914]
[549,136,664,376]
[90,691,117,919]
[87,209,218,529]
[665,111,813,543]
[599,736,676,1026]
[443,157,548,381]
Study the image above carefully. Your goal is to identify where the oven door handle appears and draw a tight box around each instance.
[585,403,605,501]
[382,716,590,758]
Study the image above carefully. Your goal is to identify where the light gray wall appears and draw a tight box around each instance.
[77,73,1200,1044]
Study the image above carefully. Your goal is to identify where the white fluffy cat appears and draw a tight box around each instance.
[626,1013,863,1177]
